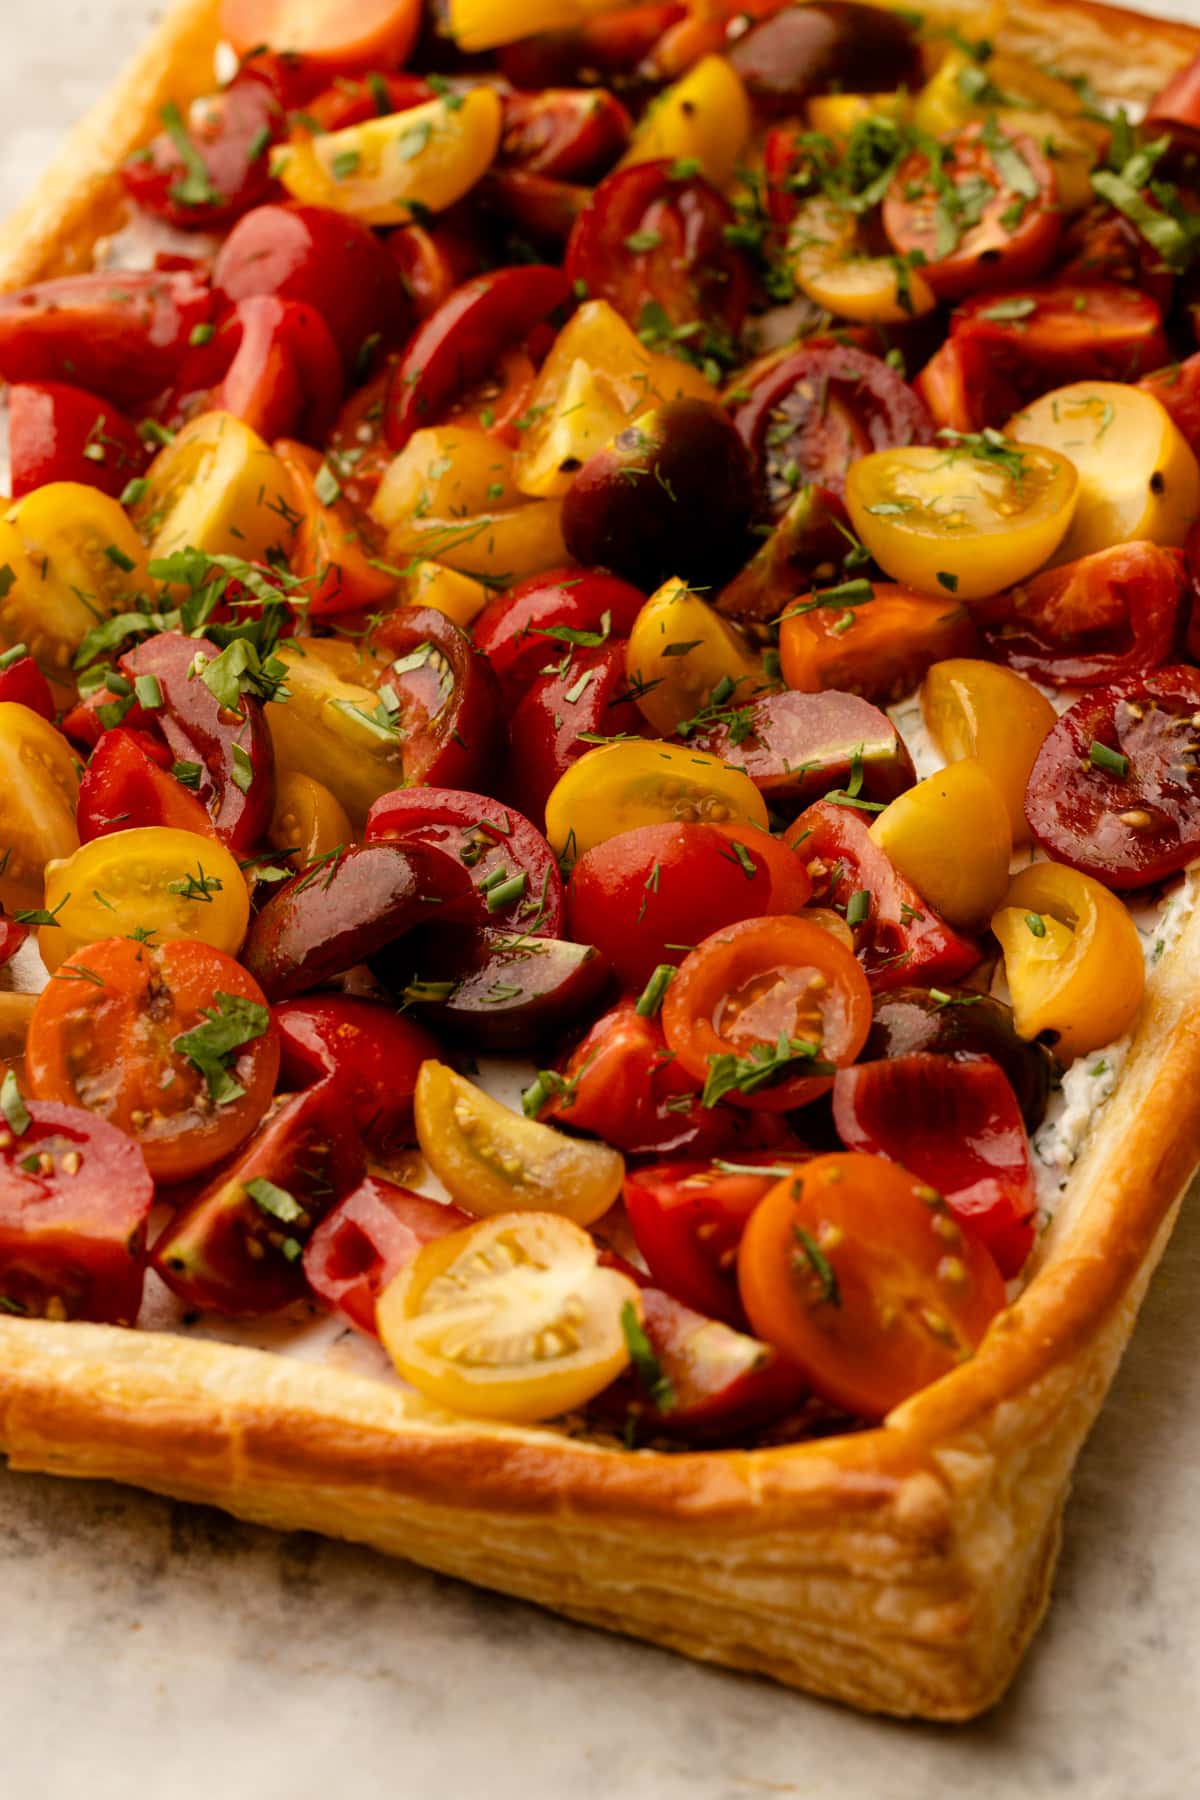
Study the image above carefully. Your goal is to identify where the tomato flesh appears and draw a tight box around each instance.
[8,382,148,501]
[365,787,565,936]
[274,994,440,1156]
[982,543,1186,686]
[303,1176,468,1336]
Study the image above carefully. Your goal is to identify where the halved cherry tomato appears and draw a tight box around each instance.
[8,382,148,501]
[779,582,978,702]
[121,72,284,231]
[441,343,541,447]
[688,688,916,813]
[732,345,934,512]
[502,85,631,179]
[661,915,872,1113]
[272,437,393,616]
[386,213,484,322]
[274,993,440,1154]
[505,645,648,827]
[269,769,352,870]
[991,862,1145,1058]
[0,1098,154,1325]
[1144,48,1200,154]
[624,1152,810,1326]
[625,579,765,737]
[298,72,432,133]
[378,1210,640,1423]
[726,3,920,115]
[366,604,506,795]
[0,653,55,723]
[619,53,752,187]
[913,336,1022,436]
[0,270,211,408]
[869,760,1012,931]
[265,636,402,822]
[882,123,1061,301]
[737,1153,1006,1419]
[0,702,81,914]
[787,196,937,327]
[152,1078,365,1314]
[919,658,1056,841]
[981,543,1186,686]
[76,728,217,843]
[863,986,1059,1134]
[220,0,423,73]
[1140,354,1200,460]
[1057,204,1175,317]
[323,365,394,507]
[372,423,526,524]
[565,160,752,343]
[714,484,849,626]
[545,740,768,861]
[832,1054,1036,1278]
[567,821,812,989]
[787,799,980,992]
[133,410,295,567]
[0,482,151,677]
[303,1176,468,1335]
[161,294,344,445]
[1025,668,1200,889]
[952,283,1169,389]
[472,567,646,707]
[27,938,279,1186]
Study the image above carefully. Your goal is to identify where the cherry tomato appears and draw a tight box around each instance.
[779,582,978,702]
[441,342,541,446]
[737,1153,1006,1419]
[624,578,764,737]
[662,915,872,1113]
[322,365,394,508]
[27,938,279,1186]
[732,345,934,512]
[366,604,506,794]
[76,728,217,843]
[472,568,646,707]
[274,994,440,1155]
[0,655,53,725]
[8,382,148,501]
[0,1098,154,1325]
[506,644,646,828]
[0,481,151,677]
[544,740,768,860]
[0,702,81,915]
[863,987,1059,1135]
[161,294,344,445]
[303,1176,468,1335]
[481,168,590,249]
[386,212,483,322]
[981,543,1186,686]
[300,72,432,132]
[787,799,981,992]
[1025,669,1200,889]
[365,788,565,936]
[869,760,1013,932]
[121,73,284,231]
[152,1078,365,1314]
[832,1054,1036,1278]
[1140,354,1200,460]
[913,336,1022,436]
[952,283,1169,389]
[882,123,1060,301]
[567,821,812,989]
[727,2,920,115]
[0,270,212,409]
[272,437,394,617]
[687,688,916,812]
[269,769,353,870]
[220,0,423,73]
[501,85,631,179]
[496,3,686,86]
[1144,48,1200,154]
[919,658,1056,842]
[133,410,295,568]
[565,160,752,343]
[266,636,404,822]
[714,483,850,627]
[1057,204,1175,317]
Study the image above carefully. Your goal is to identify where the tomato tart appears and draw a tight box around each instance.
[0,0,1199,1722]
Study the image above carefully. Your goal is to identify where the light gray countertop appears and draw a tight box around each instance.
[1,4,1198,1794]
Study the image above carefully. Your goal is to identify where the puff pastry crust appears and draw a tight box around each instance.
[1,0,1199,1721]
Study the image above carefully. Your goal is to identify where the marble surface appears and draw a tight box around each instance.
[2,3,1200,1795]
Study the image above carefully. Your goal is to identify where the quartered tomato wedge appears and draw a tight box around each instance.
[366,604,505,795]
[472,568,647,707]
[505,644,646,827]
[951,283,1169,388]
[303,1176,469,1336]
[274,995,440,1155]
[737,1153,1006,1419]
[832,1053,1037,1278]
[982,542,1186,685]
[76,728,217,843]
[0,270,212,408]
[120,71,284,231]
[8,382,148,501]
[688,689,916,812]
[501,85,632,180]
[779,581,978,701]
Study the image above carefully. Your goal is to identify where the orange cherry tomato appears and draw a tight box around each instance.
[779,582,978,703]
[272,437,396,617]
[269,769,353,871]
[442,343,540,448]
[26,937,280,1185]
[737,1153,1006,1419]
[220,0,422,73]
[661,915,872,1113]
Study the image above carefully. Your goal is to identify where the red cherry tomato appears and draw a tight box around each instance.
[787,799,981,991]
[981,542,1185,686]
[386,212,484,321]
[214,202,410,373]
[732,344,934,511]
[152,1078,365,1315]
[567,821,812,989]
[303,1176,468,1336]
[324,363,394,507]
[1025,668,1200,888]
[219,0,423,76]
[300,72,432,132]
[686,688,916,812]
[8,382,148,500]
[121,73,284,231]
[480,170,590,250]
[505,642,645,826]
[274,994,441,1155]
[61,684,160,753]
[0,1098,154,1324]
[384,265,573,450]
[473,568,647,708]
[160,293,344,444]
[779,584,978,705]
[566,160,752,343]
[952,283,1169,388]
[913,334,1022,434]
[0,270,212,408]
[1140,352,1200,458]
[497,3,686,87]
[763,122,809,232]
[76,727,218,842]
[272,437,394,617]
[440,342,541,447]
[367,605,506,794]
[0,653,56,722]
[1057,203,1175,316]
[500,86,631,180]
[834,1053,1037,1277]
[0,912,28,968]
[1144,47,1200,153]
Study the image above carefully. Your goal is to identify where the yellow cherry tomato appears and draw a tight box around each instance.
[807,92,910,137]
[991,862,1144,1059]
[790,197,936,326]
[0,485,149,677]
[625,578,765,735]
[869,758,1012,929]
[845,438,1079,600]
[621,55,751,188]
[133,411,293,566]
[39,828,249,972]
[265,638,401,826]
[448,0,625,51]
[414,1061,624,1227]
[994,109,1097,213]
[277,90,502,225]
[0,703,81,914]
[544,740,769,857]
[381,500,567,584]
[1007,383,1200,562]
[377,1210,640,1423]
[268,770,353,873]
[397,560,491,629]
[371,427,523,532]
[920,658,1056,843]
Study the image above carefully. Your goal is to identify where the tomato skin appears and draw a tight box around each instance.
[384,265,573,451]
[787,799,981,992]
[76,728,217,843]
[687,688,916,813]
[472,568,646,708]
[160,294,344,445]
[8,382,148,501]
[220,0,423,75]
[780,584,978,704]
[981,543,1186,686]
[367,604,506,795]
[952,283,1169,390]
[864,987,1059,1135]
[567,821,812,989]
[275,994,440,1155]
[0,1099,154,1325]
[303,1176,469,1336]
[505,643,645,827]
[272,437,394,617]
[0,913,28,968]
[913,336,1022,436]
[1140,353,1200,459]
[0,656,55,723]
[152,1079,365,1315]
[386,212,484,322]
[213,202,410,374]
[832,1053,1037,1279]
[0,270,212,408]
[732,345,934,511]
[1058,204,1175,316]
[565,160,752,341]
[120,72,284,231]
[1025,668,1200,889]
[727,3,920,115]
[365,787,565,937]
[301,72,433,133]
[501,86,632,180]
[1144,47,1200,154]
